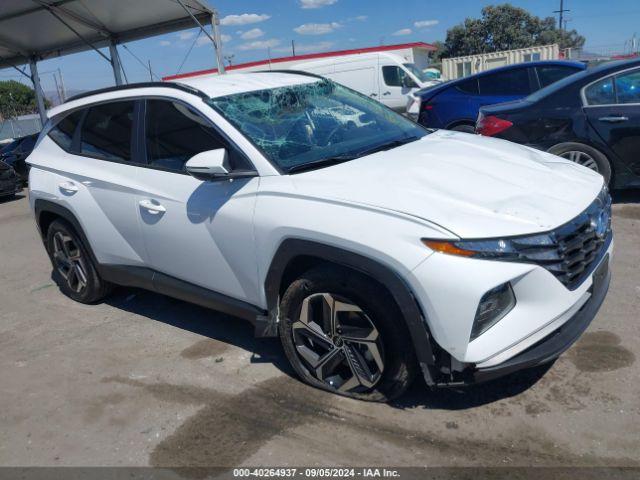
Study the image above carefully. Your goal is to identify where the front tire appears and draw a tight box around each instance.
[45,220,112,304]
[279,265,416,401]
[548,142,612,184]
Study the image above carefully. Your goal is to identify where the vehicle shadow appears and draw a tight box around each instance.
[612,188,640,204]
[391,362,553,411]
[105,286,552,410]
[0,191,26,204]
[105,287,294,375]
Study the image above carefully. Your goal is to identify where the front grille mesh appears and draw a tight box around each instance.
[510,195,611,290]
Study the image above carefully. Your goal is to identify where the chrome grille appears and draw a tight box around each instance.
[510,192,612,290]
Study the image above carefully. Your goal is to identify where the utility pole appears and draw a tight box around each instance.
[52,72,61,105]
[554,0,570,31]
[57,68,66,102]
[148,60,153,81]
[292,40,296,56]
[211,9,226,74]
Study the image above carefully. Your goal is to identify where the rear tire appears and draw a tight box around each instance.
[45,219,113,304]
[279,265,417,402]
[450,124,476,134]
[548,142,612,185]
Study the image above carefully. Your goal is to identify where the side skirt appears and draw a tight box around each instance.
[99,264,269,333]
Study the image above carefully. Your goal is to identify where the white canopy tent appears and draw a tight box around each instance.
[0,0,225,124]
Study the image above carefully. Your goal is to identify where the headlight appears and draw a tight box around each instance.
[422,233,555,259]
[471,282,516,340]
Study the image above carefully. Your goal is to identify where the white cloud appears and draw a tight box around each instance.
[392,28,412,36]
[355,15,368,21]
[220,13,270,26]
[300,0,337,9]
[178,31,196,40]
[196,34,231,47]
[414,20,439,28]
[276,41,334,53]
[241,28,264,40]
[294,22,341,35]
[159,40,171,46]
[238,38,281,51]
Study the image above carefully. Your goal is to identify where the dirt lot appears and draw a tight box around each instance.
[1,191,639,469]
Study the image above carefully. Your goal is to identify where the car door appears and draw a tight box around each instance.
[583,68,640,178]
[135,98,261,304]
[379,65,416,111]
[46,101,147,267]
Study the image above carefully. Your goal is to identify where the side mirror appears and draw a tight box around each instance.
[402,75,418,89]
[186,149,229,181]
[185,148,258,182]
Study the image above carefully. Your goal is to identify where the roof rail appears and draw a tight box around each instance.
[65,81,208,104]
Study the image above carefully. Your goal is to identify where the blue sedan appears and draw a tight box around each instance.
[414,60,586,132]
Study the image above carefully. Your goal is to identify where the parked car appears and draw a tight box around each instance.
[291,52,435,112]
[28,73,611,401]
[410,60,586,132]
[477,58,640,188]
[0,160,21,199]
[0,133,38,185]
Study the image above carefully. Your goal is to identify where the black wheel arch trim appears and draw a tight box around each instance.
[264,238,439,385]
[34,199,101,268]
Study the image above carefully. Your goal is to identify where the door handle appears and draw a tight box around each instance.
[58,181,78,193]
[598,116,628,123]
[139,199,166,214]
[383,91,391,96]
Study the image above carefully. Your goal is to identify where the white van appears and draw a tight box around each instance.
[291,52,432,112]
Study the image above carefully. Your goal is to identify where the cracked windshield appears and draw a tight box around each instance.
[209,79,427,172]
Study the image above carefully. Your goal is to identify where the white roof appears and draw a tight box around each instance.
[175,72,320,98]
[48,72,319,117]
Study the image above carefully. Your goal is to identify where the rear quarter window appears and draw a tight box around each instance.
[48,110,84,152]
[479,68,533,96]
[537,66,581,88]
[455,78,479,95]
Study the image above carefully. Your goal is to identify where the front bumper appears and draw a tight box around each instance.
[473,253,610,383]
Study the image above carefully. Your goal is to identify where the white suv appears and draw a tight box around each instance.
[28,72,612,401]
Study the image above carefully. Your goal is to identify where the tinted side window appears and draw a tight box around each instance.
[80,101,134,162]
[537,66,580,88]
[455,78,479,94]
[479,68,532,95]
[146,100,236,172]
[382,66,403,87]
[615,70,640,104]
[49,110,84,151]
[585,78,615,105]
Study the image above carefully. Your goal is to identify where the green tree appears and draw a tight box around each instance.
[442,4,585,58]
[0,80,46,120]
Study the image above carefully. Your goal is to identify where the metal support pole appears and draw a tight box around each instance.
[211,10,225,74]
[109,40,123,85]
[29,57,47,125]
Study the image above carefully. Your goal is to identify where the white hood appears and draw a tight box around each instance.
[291,130,604,239]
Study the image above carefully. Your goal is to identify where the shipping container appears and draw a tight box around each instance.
[442,44,560,80]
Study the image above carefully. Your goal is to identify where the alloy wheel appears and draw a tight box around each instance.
[52,231,88,294]
[561,150,599,172]
[291,293,384,393]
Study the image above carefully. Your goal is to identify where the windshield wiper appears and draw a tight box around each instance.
[287,154,358,174]
[352,136,420,158]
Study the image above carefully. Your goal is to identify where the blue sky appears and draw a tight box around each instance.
[2,0,639,93]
